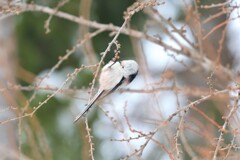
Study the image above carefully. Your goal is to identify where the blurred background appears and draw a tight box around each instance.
[0,0,240,160]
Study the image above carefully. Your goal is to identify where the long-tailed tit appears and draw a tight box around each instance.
[74,60,138,122]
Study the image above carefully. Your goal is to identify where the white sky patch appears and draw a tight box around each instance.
[36,67,74,99]
[37,69,68,88]
[156,0,182,19]
[156,90,187,117]
[226,1,240,132]
[227,0,240,70]
[142,20,194,74]
[142,38,191,73]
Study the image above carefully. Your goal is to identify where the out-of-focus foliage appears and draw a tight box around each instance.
[1,0,240,160]
[14,0,148,160]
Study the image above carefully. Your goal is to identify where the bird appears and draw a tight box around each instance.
[74,60,139,122]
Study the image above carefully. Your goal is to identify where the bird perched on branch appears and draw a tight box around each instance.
[74,60,139,122]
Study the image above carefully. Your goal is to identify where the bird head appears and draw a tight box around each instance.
[121,60,139,83]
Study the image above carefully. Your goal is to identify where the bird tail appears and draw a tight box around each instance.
[74,90,104,123]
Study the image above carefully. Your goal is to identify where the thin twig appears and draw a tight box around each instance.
[212,94,240,160]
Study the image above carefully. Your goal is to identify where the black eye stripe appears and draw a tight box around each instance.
[109,76,125,93]
[129,71,138,83]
